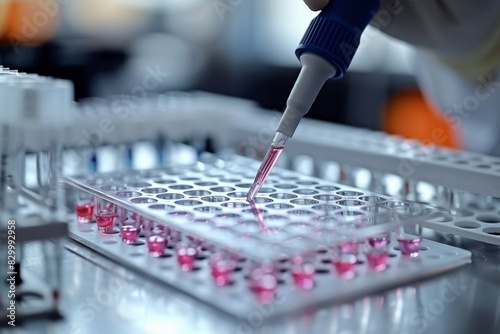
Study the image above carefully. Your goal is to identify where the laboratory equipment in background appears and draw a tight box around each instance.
[0,67,69,326]
[2,65,500,329]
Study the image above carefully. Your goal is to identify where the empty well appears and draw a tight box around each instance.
[477,215,500,224]
[454,221,481,229]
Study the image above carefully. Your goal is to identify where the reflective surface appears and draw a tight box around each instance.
[19,232,500,334]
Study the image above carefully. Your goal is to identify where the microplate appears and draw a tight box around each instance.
[64,154,471,318]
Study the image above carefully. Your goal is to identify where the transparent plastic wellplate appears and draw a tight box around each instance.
[65,154,445,262]
[64,154,471,318]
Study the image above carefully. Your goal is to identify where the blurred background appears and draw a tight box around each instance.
[0,0,458,148]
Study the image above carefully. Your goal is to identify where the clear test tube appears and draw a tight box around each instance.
[0,74,45,288]
[43,237,63,303]
[13,78,74,222]
[0,75,40,217]
[0,76,32,218]
[0,75,73,219]
[402,178,418,202]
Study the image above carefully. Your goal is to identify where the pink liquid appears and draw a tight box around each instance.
[368,236,389,248]
[247,145,284,201]
[187,236,203,248]
[248,200,268,232]
[291,263,315,290]
[104,202,115,211]
[176,245,197,271]
[337,240,361,255]
[249,268,277,304]
[76,203,94,223]
[96,213,117,232]
[170,230,182,243]
[147,235,166,257]
[157,224,172,235]
[131,212,143,223]
[398,238,422,257]
[333,254,357,280]
[365,250,389,271]
[121,225,139,244]
[209,256,235,286]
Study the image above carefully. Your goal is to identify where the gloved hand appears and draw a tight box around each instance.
[303,0,500,156]
[304,0,500,78]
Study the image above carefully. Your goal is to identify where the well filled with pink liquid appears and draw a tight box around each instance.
[365,250,389,271]
[176,244,198,271]
[96,213,117,232]
[76,203,94,223]
[291,263,315,290]
[147,235,166,257]
[333,254,357,280]
[398,238,422,257]
[121,225,139,244]
[209,256,235,286]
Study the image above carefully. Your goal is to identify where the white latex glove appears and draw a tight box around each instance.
[304,0,500,155]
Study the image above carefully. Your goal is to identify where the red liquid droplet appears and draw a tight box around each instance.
[75,203,94,223]
[121,225,139,244]
[52,290,59,301]
[397,238,422,257]
[147,235,166,257]
[95,213,117,232]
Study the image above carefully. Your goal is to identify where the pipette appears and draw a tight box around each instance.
[247,0,380,202]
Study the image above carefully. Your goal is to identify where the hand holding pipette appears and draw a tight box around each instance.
[247,0,381,201]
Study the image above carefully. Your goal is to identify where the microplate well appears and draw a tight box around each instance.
[64,154,471,318]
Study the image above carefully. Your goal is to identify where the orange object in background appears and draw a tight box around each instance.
[0,0,60,48]
[382,89,462,149]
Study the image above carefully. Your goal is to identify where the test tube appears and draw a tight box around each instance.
[0,76,26,217]
[43,239,63,303]
[33,79,74,222]
[5,77,74,222]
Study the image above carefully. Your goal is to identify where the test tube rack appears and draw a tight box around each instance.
[0,204,67,327]
[64,154,471,319]
[0,67,68,327]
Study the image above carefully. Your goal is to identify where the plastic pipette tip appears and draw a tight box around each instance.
[247,183,260,202]
[246,144,285,202]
